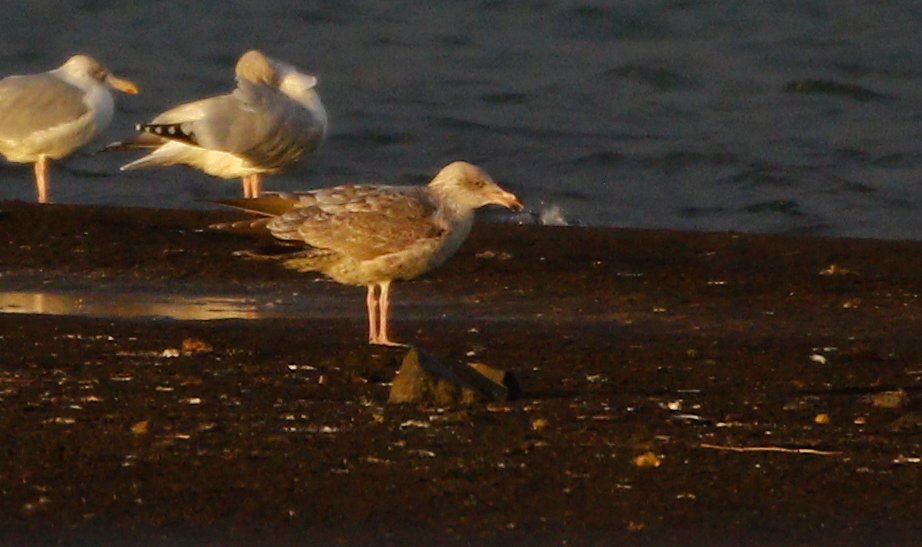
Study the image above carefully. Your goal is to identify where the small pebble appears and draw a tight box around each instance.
[809,354,827,365]
[181,338,213,355]
[633,452,662,468]
[870,389,909,409]
[131,420,150,435]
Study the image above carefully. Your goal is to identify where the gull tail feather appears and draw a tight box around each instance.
[103,132,165,152]
[214,195,301,217]
[234,248,335,273]
[119,146,182,171]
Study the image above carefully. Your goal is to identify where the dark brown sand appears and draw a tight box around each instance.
[0,201,921,546]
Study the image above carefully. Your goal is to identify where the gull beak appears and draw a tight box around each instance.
[106,74,140,95]
[492,187,524,211]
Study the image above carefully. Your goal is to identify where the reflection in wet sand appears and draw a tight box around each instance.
[0,291,262,321]
[0,289,598,323]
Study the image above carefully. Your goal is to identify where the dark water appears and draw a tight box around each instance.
[2,1,922,239]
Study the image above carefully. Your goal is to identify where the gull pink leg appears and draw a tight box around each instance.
[242,174,263,199]
[366,284,379,343]
[242,176,252,199]
[34,155,50,204]
[375,281,406,347]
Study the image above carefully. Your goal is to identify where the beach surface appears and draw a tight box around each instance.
[0,201,920,546]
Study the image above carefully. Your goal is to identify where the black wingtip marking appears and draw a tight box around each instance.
[137,123,198,145]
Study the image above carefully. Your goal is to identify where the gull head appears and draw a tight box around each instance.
[430,161,524,212]
[236,49,282,87]
[236,50,326,136]
[61,54,139,94]
[238,50,320,97]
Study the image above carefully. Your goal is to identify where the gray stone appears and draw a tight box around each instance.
[388,348,519,405]
[870,389,910,409]
[469,362,522,400]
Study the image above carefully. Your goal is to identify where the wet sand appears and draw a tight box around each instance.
[0,201,921,546]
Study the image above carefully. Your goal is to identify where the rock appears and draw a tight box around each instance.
[627,521,646,532]
[469,362,522,399]
[869,389,910,409]
[886,413,922,433]
[633,451,662,468]
[181,337,213,355]
[818,263,851,276]
[388,348,519,405]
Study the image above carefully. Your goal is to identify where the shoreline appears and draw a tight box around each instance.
[0,200,921,546]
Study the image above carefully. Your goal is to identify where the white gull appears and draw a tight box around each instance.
[115,50,327,199]
[0,55,138,203]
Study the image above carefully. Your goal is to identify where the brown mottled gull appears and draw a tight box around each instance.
[219,161,523,346]
[113,50,327,199]
[0,55,139,203]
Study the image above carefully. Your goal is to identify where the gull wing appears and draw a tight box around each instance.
[0,74,89,144]
[268,186,443,260]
